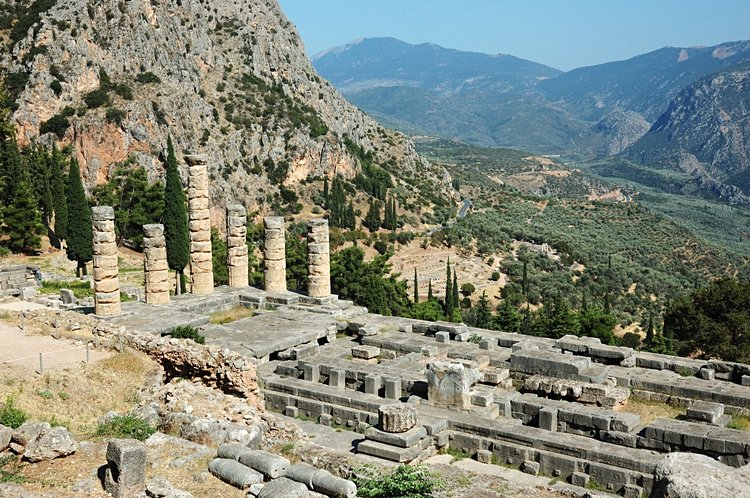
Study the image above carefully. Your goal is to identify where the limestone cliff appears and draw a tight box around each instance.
[2,0,454,221]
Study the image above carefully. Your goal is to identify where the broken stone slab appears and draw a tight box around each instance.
[356,439,425,463]
[426,361,481,409]
[352,345,380,360]
[256,477,309,498]
[520,460,540,475]
[60,288,76,304]
[366,425,427,448]
[238,450,290,478]
[687,401,724,424]
[476,449,493,463]
[482,368,510,385]
[379,404,418,433]
[209,458,263,489]
[104,439,147,498]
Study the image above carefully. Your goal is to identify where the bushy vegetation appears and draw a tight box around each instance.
[39,280,93,298]
[0,395,28,429]
[95,414,156,441]
[168,325,205,344]
[354,464,440,498]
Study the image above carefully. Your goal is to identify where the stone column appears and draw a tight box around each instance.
[226,205,248,288]
[143,224,169,304]
[307,219,331,298]
[263,216,286,293]
[92,206,120,316]
[186,155,213,295]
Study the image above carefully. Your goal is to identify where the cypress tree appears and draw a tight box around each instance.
[475,291,492,329]
[322,176,329,209]
[444,259,454,316]
[645,310,655,346]
[65,158,92,276]
[522,258,528,297]
[413,268,419,304]
[452,271,459,309]
[428,279,434,301]
[363,199,381,232]
[50,147,68,247]
[163,136,189,294]
[345,201,356,230]
[581,290,589,314]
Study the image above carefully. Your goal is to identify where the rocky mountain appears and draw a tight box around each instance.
[625,66,750,205]
[0,0,454,224]
[314,38,750,158]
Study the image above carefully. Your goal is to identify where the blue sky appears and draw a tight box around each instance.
[277,0,750,71]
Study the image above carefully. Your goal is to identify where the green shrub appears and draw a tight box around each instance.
[106,107,126,125]
[0,396,28,429]
[135,71,161,84]
[169,325,205,344]
[39,113,70,139]
[83,89,109,108]
[354,464,439,498]
[114,83,133,100]
[50,79,62,96]
[96,415,155,441]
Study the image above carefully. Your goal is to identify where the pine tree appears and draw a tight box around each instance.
[65,158,93,276]
[428,279,434,301]
[413,268,419,304]
[3,176,44,253]
[475,291,493,329]
[50,147,68,247]
[163,136,190,294]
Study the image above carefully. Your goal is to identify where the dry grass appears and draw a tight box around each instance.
[621,395,687,426]
[729,414,750,431]
[0,349,158,433]
[209,305,254,325]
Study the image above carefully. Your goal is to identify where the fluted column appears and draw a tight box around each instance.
[307,219,331,298]
[143,224,169,304]
[227,205,248,288]
[186,155,213,295]
[263,217,286,293]
[92,206,121,316]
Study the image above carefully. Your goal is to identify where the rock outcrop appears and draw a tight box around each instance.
[652,452,750,498]
[2,0,453,221]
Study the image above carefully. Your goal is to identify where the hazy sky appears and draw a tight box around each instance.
[277,0,750,71]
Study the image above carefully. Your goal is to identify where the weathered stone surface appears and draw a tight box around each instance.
[366,425,427,448]
[208,458,262,489]
[652,452,750,498]
[0,425,11,451]
[352,345,380,360]
[256,477,308,498]
[426,361,481,409]
[686,401,724,424]
[263,217,286,292]
[307,219,330,298]
[145,477,194,498]
[92,206,120,315]
[226,205,248,288]
[22,425,76,462]
[379,404,418,433]
[104,439,146,498]
[238,450,290,478]
[143,224,170,305]
[216,442,253,461]
[188,162,213,295]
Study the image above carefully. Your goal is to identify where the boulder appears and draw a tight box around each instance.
[652,452,750,498]
[0,424,12,451]
[22,426,77,462]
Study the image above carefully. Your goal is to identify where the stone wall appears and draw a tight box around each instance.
[187,155,213,295]
[92,206,120,316]
[226,205,248,288]
[143,224,169,305]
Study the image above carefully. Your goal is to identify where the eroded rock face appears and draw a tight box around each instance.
[5,0,454,218]
[652,452,750,498]
[18,424,77,463]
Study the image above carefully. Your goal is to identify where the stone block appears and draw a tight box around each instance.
[303,363,320,383]
[104,439,146,498]
[329,368,346,389]
[365,374,382,395]
[539,407,558,432]
[238,450,290,479]
[384,378,402,400]
[426,361,481,409]
[520,460,540,476]
[483,368,510,385]
[357,439,423,463]
[435,331,450,343]
[352,345,380,359]
[471,391,493,407]
[366,425,427,448]
[570,471,590,487]
[698,368,716,380]
[319,414,333,426]
[742,375,750,387]
[434,432,450,447]
[610,412,641,433]
[379,404,418,433]
[476,449,493,464]
[687,401,724,424]
[623,484,643,498]
[284,406,299,418]
[479,337,497,350]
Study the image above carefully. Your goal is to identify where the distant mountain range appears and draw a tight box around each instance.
[313,37,750,200]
